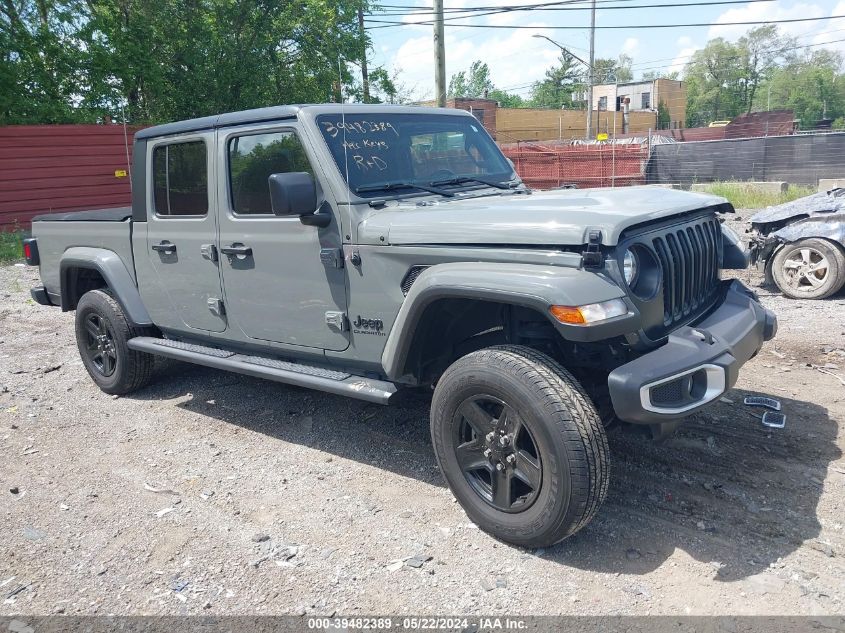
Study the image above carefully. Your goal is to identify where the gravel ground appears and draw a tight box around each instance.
[1,214,844,616]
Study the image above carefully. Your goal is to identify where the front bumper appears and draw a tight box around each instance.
[608,280,777,424]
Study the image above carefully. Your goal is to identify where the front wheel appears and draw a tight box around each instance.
[771,238,845,299]
[430,345,609,547]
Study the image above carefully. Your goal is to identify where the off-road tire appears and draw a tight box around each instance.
[75,289,156,394]
[772,238,845,300]
[430,345,609,547]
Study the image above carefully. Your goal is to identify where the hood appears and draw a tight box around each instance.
[357,186,729,247]
[750,188,845,225]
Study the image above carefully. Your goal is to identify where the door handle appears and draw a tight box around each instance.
[151,241,176,254]
[220,244,253,257]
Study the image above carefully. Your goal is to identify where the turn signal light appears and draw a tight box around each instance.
[549,299,628,325]
[549,305,586,324]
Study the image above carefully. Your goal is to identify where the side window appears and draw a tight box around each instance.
[228,131,314,215]
[152,141,208,216]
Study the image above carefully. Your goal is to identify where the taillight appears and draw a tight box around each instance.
[23,238,39,266]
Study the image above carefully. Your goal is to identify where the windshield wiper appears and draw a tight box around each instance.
[429,176,516,190]
[355,181,454,197]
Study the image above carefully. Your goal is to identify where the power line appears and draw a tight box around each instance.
[365,13,845,30]
[493,35,845,93]
[372,0,774,19]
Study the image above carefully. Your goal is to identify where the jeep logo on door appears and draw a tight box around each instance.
[352,315,385,336]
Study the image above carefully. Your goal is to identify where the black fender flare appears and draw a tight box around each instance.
[380,262,635,381]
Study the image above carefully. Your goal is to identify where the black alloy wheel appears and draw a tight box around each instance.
[453,395,542,513]
[83,313,118,377]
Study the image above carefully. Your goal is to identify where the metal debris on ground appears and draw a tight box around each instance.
[143,482,180,495]
[761,411,787,429]
[743,396,782,411]
[814,365,845,386]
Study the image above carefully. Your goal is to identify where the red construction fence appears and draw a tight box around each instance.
[0,125,140,229]
[500,141,649,190]
[0,124,653,229]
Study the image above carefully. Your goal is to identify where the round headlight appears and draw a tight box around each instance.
[623,249,638,285]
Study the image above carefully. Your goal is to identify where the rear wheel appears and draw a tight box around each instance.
[430,345,609,547]
[75,289,156,394]
[771,238,845,299]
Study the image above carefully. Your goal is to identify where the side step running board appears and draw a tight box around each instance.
[127,337,397,404]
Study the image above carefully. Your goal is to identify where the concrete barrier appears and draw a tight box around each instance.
[691,181,788,194]
[818,178,845,192]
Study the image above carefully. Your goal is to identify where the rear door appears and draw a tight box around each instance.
[140,133,226,333]
[216,124,348,350]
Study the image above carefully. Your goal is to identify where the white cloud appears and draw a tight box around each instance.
[622,37,640,56]
[390,23,569,100]
[676,35,694,48]
[708,1,826,41]
[668,45,700,77]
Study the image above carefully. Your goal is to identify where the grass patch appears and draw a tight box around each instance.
[0,229,24,263]
[697,181,816,209]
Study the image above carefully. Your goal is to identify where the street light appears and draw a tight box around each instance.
[532,33,595,139]
[531,34,590,68]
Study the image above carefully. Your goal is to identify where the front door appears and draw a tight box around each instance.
[216,125,348,350]
[141,133,226,333]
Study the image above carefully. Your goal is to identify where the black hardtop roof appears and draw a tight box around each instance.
[134,104,471,141]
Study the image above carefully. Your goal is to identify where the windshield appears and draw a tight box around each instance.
[316,113,515,196]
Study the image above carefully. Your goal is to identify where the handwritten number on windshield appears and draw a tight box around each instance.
[320,120,400,138]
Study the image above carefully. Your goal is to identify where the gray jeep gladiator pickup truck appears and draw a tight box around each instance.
[25,104,776,546]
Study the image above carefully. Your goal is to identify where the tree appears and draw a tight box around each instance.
[447,60,493,98]
[0,0,373,125]
[529,51,585,109]
[489,89,525,108]
[657,100,671,129]
[684,38,744,126]
[761,49,845,128]
[683,26,800,126]
[446,60,524,106]
[736,25,796,114]
[642,70,679,81]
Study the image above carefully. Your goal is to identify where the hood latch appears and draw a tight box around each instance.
[582,229,604,268]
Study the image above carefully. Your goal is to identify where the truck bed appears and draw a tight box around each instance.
[31,207,135,303]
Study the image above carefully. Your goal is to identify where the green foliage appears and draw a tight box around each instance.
[642,70,680,81]
[657,101,670,129]
[0,0,380,124]
[684,26,798,126]
[488,89,525,108]
[448,61,493,98]
[760,50,845,128]
[447,60,524,107]
[528,52,585,109]
[0,230,23,263]
[697,182,815,209]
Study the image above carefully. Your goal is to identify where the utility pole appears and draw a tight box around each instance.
[433,0,446,107]
[586,0,596,139]
[358,8,370,103]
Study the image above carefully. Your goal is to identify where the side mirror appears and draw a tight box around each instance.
[269,172,317,217]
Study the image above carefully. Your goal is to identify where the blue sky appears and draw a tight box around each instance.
[366,0,844,101]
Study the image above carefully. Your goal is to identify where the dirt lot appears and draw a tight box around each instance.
[1,215,844,616]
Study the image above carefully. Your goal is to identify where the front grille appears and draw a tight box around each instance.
[651,217,722,327]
